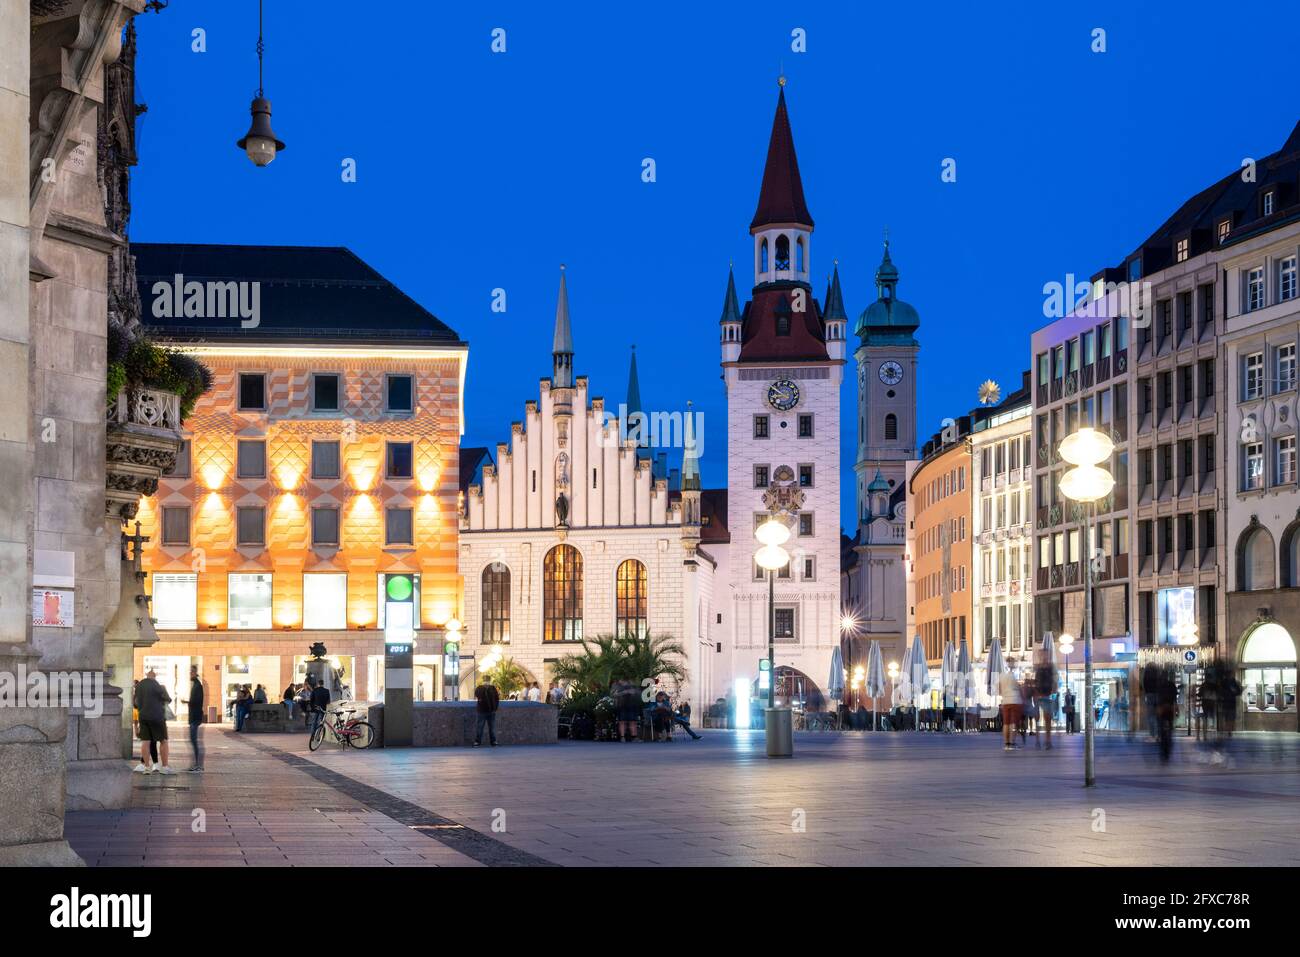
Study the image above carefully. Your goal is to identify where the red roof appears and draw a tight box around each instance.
[737,284,828,362]
[750,88,813,230]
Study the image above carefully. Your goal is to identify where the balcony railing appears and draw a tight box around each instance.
[107,387,182,431]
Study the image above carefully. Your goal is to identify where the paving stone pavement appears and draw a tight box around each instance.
[67,724,1299,867]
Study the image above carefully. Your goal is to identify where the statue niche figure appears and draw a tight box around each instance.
[556,493,570,527]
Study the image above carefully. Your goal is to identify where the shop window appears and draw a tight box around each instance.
[1240,622,1297,713]
[227,573,272,630]
[152,573,197,630]
[302,573,347,629]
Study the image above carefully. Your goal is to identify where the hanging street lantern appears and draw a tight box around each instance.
[237,0,286,166]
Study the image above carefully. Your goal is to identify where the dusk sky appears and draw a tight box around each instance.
[129,1,1300,530]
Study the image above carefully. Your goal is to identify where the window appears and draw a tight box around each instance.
[385,507,414,545]
[1175,237,1189,263]
[799,512,814,536]
[482,562,511,643]
[774,607,795,641]
[1199,284,1214,332]
[798,413,814,438]
[1263,191,1275,217]
[798,464,814,487]
[227,573,272,629]
[1281,257,1298,302]
[161,506,190,546]
[238,373,266,411]
[775,311,791,336]
[802,556,816,580]
[1245,443,1264,491]
[1038,352,1049,385]
[312,373,340,412]
[236,506,265,546]
[543,544,583,642]
[1083,330,1095,364]
[152,573,197,629]
[311,440,340,480]
[1244,352,1264,400]
[311,506,340,547]
[385,374,414,413]
[302,573,347,629]
[775,234,790,271]
[1277,436,1296,485]
[1247,267,1265,312]
[1279,344,1296,393]
[386,441,414,479]
[884,413,898,440]
[1218,220,1231,244]
[1100,323,1112,359]
[237,439,266,479]
[164,439,191,478]
[754,465,769,488]
[615,559,648,638]
[754,415,769,439]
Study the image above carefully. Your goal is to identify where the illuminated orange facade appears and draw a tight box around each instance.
[909,439,972,666]
[129,243,466,713]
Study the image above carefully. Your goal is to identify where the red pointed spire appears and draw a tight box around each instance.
[750,83,814,230]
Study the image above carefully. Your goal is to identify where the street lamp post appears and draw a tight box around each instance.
[755,516,792,757]
[1058,427,1114,788]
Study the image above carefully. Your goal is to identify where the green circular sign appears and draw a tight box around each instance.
[386,575,413,602]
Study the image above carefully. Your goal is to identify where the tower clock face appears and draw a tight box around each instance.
[878,361,904,385]
[766,377,800,411]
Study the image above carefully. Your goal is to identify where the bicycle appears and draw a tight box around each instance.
[308,706,376,751]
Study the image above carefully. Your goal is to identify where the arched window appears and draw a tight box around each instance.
[885,413,898,441]
[796,236,805,272]
[1238,524,1276,591]
[1239,622,1297,714]
[543,544,583,642]
[1281,518,1300,587]
[775,234,791,271]
[616,559,648,638]
[481,562,510,643]
[760,238,769,274]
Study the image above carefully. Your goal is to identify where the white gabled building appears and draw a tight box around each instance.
[457,268,728,708]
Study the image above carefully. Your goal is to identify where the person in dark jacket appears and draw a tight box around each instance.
[134,668,174,773]
[308,677,331,737]
[184,665,205,772]
[474,679,501,747]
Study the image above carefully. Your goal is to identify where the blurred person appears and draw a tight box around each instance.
[1019,674,1034,744]
[613,678,641,742]
[473,676,501,747]
[253,684,268,704]
[1034,647,1057,750]
[941,687,956,733]
[1141,660,1160,741]
[184,664,204,772]
[999,660,1023,751]
[652,690,674,741]
[1063,688,1077,734]
[1155,666,1178,763]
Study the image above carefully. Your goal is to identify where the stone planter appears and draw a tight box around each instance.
[105,386,184,521]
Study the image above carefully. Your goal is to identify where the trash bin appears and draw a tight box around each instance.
[765,707,793,757]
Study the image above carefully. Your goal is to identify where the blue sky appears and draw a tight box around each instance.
[130,1,1300,531]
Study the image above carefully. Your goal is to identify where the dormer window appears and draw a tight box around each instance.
[776,314,791,336]
[1128,257,1142,281]
[1175,237,1189,263]
[1218,219,1231,244]
[1263,190,1275,217]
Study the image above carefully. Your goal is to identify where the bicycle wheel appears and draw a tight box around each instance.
[347,721,376,749]
[309,721,327,752]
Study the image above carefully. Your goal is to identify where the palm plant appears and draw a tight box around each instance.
[481,656,531,697]
[551,633,687,696]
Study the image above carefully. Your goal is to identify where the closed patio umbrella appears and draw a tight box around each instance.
[907,634,929,731]
[985,638,1006,698]
[828,645,845,707]
[956,639,974,731]
[865,640,886,730]
[894,643,914,710]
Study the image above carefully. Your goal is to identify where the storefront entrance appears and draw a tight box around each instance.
[142,655,196,717]
[221,655,279,719]
[1238,621,1297,732]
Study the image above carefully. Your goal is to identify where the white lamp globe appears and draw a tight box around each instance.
[1060,464,1115,503]
[755,516,792,547]
[755,544,790,571]
[1059,427,1114,467]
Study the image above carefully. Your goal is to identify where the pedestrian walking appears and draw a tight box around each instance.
[1142,660,1160,741]
[1063,689,1077,734]
[474,677,500,746]
[999,662,1023,751]
[184,665,204,772]
[133,667,174,773]
[1156,665,1178,762]
[1034,648,1057,750]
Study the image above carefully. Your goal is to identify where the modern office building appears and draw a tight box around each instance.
[133,243,467,715]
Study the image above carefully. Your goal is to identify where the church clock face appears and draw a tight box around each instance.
[766,377,800,412]
[878,361,904,385]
